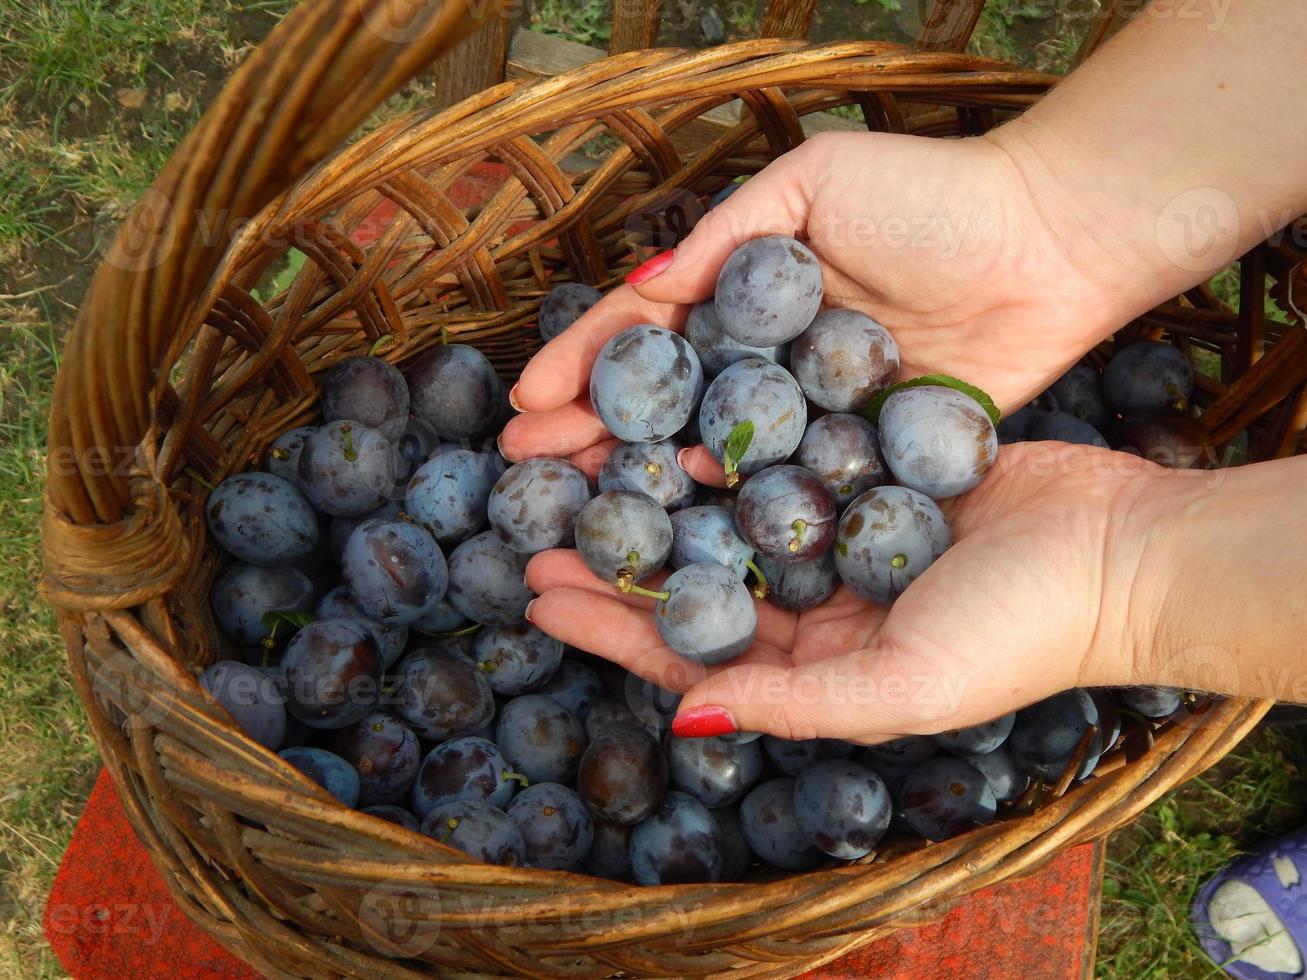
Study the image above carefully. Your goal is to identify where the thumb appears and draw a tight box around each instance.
[669,643,976,744]
[628,146,817,304]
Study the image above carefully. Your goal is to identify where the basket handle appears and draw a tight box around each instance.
[43,0,494,604]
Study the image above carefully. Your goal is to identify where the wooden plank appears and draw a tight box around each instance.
[761,0,818,39]
[433,15,513,109]
[1071,0,1144,67]
[915,0,986,53]
[609,0,663,54]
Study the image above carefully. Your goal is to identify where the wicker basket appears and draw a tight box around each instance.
[41,0,1304,975]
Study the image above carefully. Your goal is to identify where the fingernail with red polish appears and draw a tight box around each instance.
[626,249,676,285]
[524,599,536,624]
[672,705,737,738]
[508,384,523,412]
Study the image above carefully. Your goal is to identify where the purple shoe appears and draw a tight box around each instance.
[1192,830,1307,979]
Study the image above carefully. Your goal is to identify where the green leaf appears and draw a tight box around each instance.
[261,610,313,630]
[862,374,1001,427]
[723,420,755,487]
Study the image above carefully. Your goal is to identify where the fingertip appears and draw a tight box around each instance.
[570,438,619,480]
[680,444,729,488]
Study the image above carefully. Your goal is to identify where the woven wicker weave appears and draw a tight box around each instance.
[41,0,1303,975]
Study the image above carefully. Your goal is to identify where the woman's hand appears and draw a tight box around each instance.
[499,128,1154,480]
[523,443,1175,743]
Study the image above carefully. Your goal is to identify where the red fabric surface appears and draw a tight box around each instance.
[45,770,1100,979]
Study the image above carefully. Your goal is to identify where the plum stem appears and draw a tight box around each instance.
[476,660,498,673]
[340,423,358,462]
[643,461,662,477]
[890,553,908,569]
[501,769,530,788]
[622,581,671,602]
[269,446,290,461]
[788,519,807,553]
[746,559,770,600]
[368,333,394,356]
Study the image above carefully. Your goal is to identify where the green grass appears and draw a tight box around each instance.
[1098,723,1307,977]
[0,0,207,110]
[0,312,99,979]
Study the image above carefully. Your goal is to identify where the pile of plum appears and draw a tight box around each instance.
[197,233,1199,885]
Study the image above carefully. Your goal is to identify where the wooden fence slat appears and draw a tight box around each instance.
[915,0,986,53]
[761,0,818,39]
[610,0,663,54]
[434,13,514,109]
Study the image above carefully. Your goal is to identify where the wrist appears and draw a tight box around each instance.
[982,117,1183,334]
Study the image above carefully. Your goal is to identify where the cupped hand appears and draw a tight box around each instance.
[523,442,1170,743]
[500,128,1145,483]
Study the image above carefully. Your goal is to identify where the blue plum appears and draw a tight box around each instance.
[315,585,408,668]
[341,518,447,626]
[278,746,360,807]
[795,413,888,512]
[534,658,603,721]
[199,660,287,750]
[211,563,315,645]
[734,464,836,564]
[683,300,788,377]
[931,713,1015,755]
[589,324,703,443]
[280,618,381,729]
[666,733,763,807]
[651,562,757,665]
[495,694,587,785]
[321,355,409,440]
[699,358,807,481]
[1102,341,1193,414]
[754,552,839,612]
[576,728,668,825]
[297,420,395,516]
[598,440,695,511]
[794,759,892,859]
[584,820,633,880]
[1048,364,1110,430]
[710,805,753,881]
[739,777,824,871]
[486,457,592,555]
[206,472,319,566]
[265,426,316,487]
[629,790,723,885]
[574,490,673,585]
[957,745,1029,803]
[327,500,403,566]
[1009,689,1101,781]
[472,623,563,695]
[505,782,593,871]
[878,386,998,499]
[410,596,468,635]
[790,309,899,412]
[715,235,822,346]
[834,486,951,605]
[1028,410,1108,447]
[407,344,505,441]
[445,531,534,626]
[539,282,602,342]
[668,505,753,579]
[900,756,997,840]
[328,712,421,807]
[394,643,495,740]
[763,736,854,778]
[1115,685,1184,718]
[405,448,499,546]
[412,736,522,817]
[421,801,525,865]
